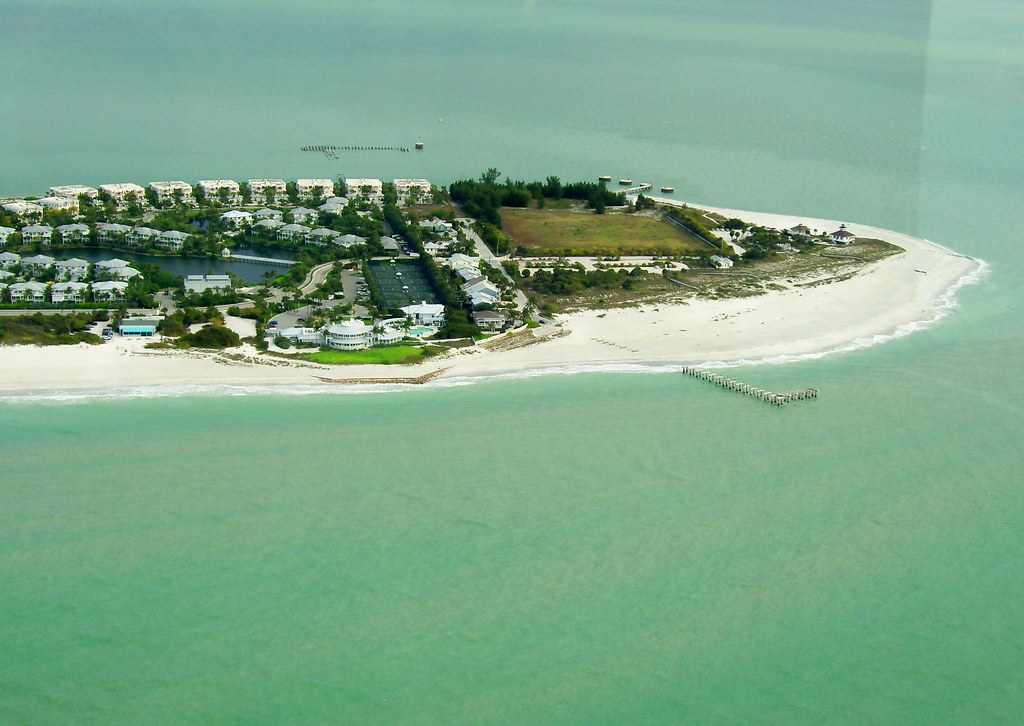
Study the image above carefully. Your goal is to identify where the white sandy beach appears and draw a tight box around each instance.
[0,206,983,396]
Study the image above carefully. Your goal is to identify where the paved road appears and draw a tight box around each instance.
[464,227,529,310]
[297,262,336,295]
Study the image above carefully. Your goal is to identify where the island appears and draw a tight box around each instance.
[0,172,984,396]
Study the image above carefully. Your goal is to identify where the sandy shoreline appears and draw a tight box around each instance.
[0,205,984,397]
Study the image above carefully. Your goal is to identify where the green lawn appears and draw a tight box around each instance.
[503,207,707,256]
[299,345,435,365]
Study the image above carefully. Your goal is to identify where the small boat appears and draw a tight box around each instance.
[598,175,612,182]
[661,186,674,193]
[415,141,424,150]
[618,179,632,185]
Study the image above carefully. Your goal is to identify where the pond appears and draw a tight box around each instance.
[49,246,294,283]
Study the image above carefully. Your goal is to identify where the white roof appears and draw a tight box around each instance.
[91,280,128,291]
[221,210,252,219]
[0,226,15,235]
[55,257,89,267]
[326,320,372,335]
[57,223,90,233]
[131,226,160,236]
[198,179,239,188]
[21,225,53,234]
[96,258,131,268]
[401,302,444,315]
[96,222,131,232]
[23,254,56,264]
[254,218,284,228]
[116,267,142,278]
[160,230,190,239]
[10,281,48,291]
[99,182,145,194]
[279,223,310,233]
[2,200,42,213]
[49,184,98,197]
[51,281,89,291]
[308,227,339,237]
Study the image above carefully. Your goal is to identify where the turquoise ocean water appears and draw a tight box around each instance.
[2,1,1023,723]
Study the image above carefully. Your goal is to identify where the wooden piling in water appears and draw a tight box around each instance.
[680,366,817,406]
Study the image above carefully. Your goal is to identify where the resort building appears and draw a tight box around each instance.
[0,251,21,269]
[2,200,43,219]
[0,226,16,246]
[118,318,160,337]
[197,179,240,204]
[20,224,53,245]
[36,196,79,214]
[21,254,56,274]
[149,181,195,206]
[472,309,511,330]
[830,224,856,244]
[57,223,90,245]
[98,183,146,209]
[393,179,431,206]
[220,210,252,228]
[157,230,190,250]
[306,228,340,246]
[295,179,333,200]
[48,184,98,201]
[96,222,131,244]
[8,281,47,303]
[324,319,373,350]
[91,280,128,301]
[253,207,283,222]
[788,224,813,237]
[253,218,285,235]
[277,223,310,242]
[248,179,288,201]
[288,207,318,225]
[336,233,367,248]
[126,226,161,246]
[710,255,734,268]
[184,274,232,293]
[55,258,89,280]
[50,281,89,303]
[401,301,445,326]
[344,178,383,205]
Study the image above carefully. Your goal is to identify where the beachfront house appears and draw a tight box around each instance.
[472,309,511,330]
[829,225,856,245]
[20,224,53,245]
[1,200,43,220]
[248,179,287,202]
[184,274,232,293]
[157,230,190,251]
[335,234,367,248]
[394,179,431,206]
[288,207,318,225]
[57,223,90,245]
[91,280,128,301]
[344,178,383,205]
[36,196,79,214]
[118,318,160,337]
[149,181,195,206]
[710,255,734,269]
[21,254,56,275]
[98,183,146,209]
[324,319,373,350]
[253,218,285,236]
[96,222,131,244]
[55,258,89,280]
[0,226,16,246]
[0,251,21,270]
[295,179,333,200]
[401,301,445,326]
[50,281,89,303]
[788,224,813,238]
[197,179,240,205]
[306,228,340,246]
[277,223,310,243]
[126,226,160,247]
[8,281,47,303]
[49,184,98,201]
[277,327,322,346]
[220,210,252,229]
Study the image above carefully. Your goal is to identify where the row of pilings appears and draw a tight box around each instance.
[300,144,410,153]
[681,366,817,406]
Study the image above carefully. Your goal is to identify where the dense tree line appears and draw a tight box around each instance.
[0,311,105,345]
[521,266,646,296]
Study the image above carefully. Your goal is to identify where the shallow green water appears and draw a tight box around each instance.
[2,0,1023,723]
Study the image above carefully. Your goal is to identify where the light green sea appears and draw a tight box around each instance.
[2,1,1023,723]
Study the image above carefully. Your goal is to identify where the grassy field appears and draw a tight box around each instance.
[503,208,708,256]
[299,345,436,365]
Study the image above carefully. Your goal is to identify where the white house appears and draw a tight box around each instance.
[96,222,131,244]
[401,301,445,326]
[20,224,53,244]
[306,228,340,246]
[36,196,79,214]
[419,217,455,235]
[461,275,501,305]
[319,196,348,213]
[49,184,98,201]
[288,206,318,225]
[393,178,431,206]
[184,274,232,293]
[127,226,161,246]
[0,251,22,269]
[0,226,16,246]
[447,253,480,274]
[55,258,89,280]
[710,255,734,268]
[295,178,333,200]
[112,266,142,280]
[277,223,310,242]
[335,233,367,248]
[277,326,322,345]
[472,309,510,330]
[157,230,190,250]
[344,178,383,204]
[2,200,43,219]
[57,223,90,245]
[220,210,252,228]
[50,281,89,303]
[253,207,283,222]
[94,257,132,274]
[829,224,856,244]
[324,319,373,350]
[91,280,128,301]
[198,179,240,204]
[8,281,48,303]
[248,179,288,201]
[148,181,195,205]
[788,223,813,237]
[253,218,285,235]
[98,183,146,209]
[21,254,56,274]
[422,240,445,256]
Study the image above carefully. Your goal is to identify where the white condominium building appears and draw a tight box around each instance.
[197,179,240,203]
[344,178,383,204]
[393,179,431,205]
[148,181,195,205]
[248,179,288,200]
[295,178,333,199]
[48,184,99,200]
[98,183,147,208]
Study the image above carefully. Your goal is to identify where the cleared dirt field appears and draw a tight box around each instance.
[503,208,708,256]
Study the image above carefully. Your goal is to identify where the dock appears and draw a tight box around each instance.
[681,366,817,406]
[227,253,296,267]
[301,144,411,157]
[620,182,653,195]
